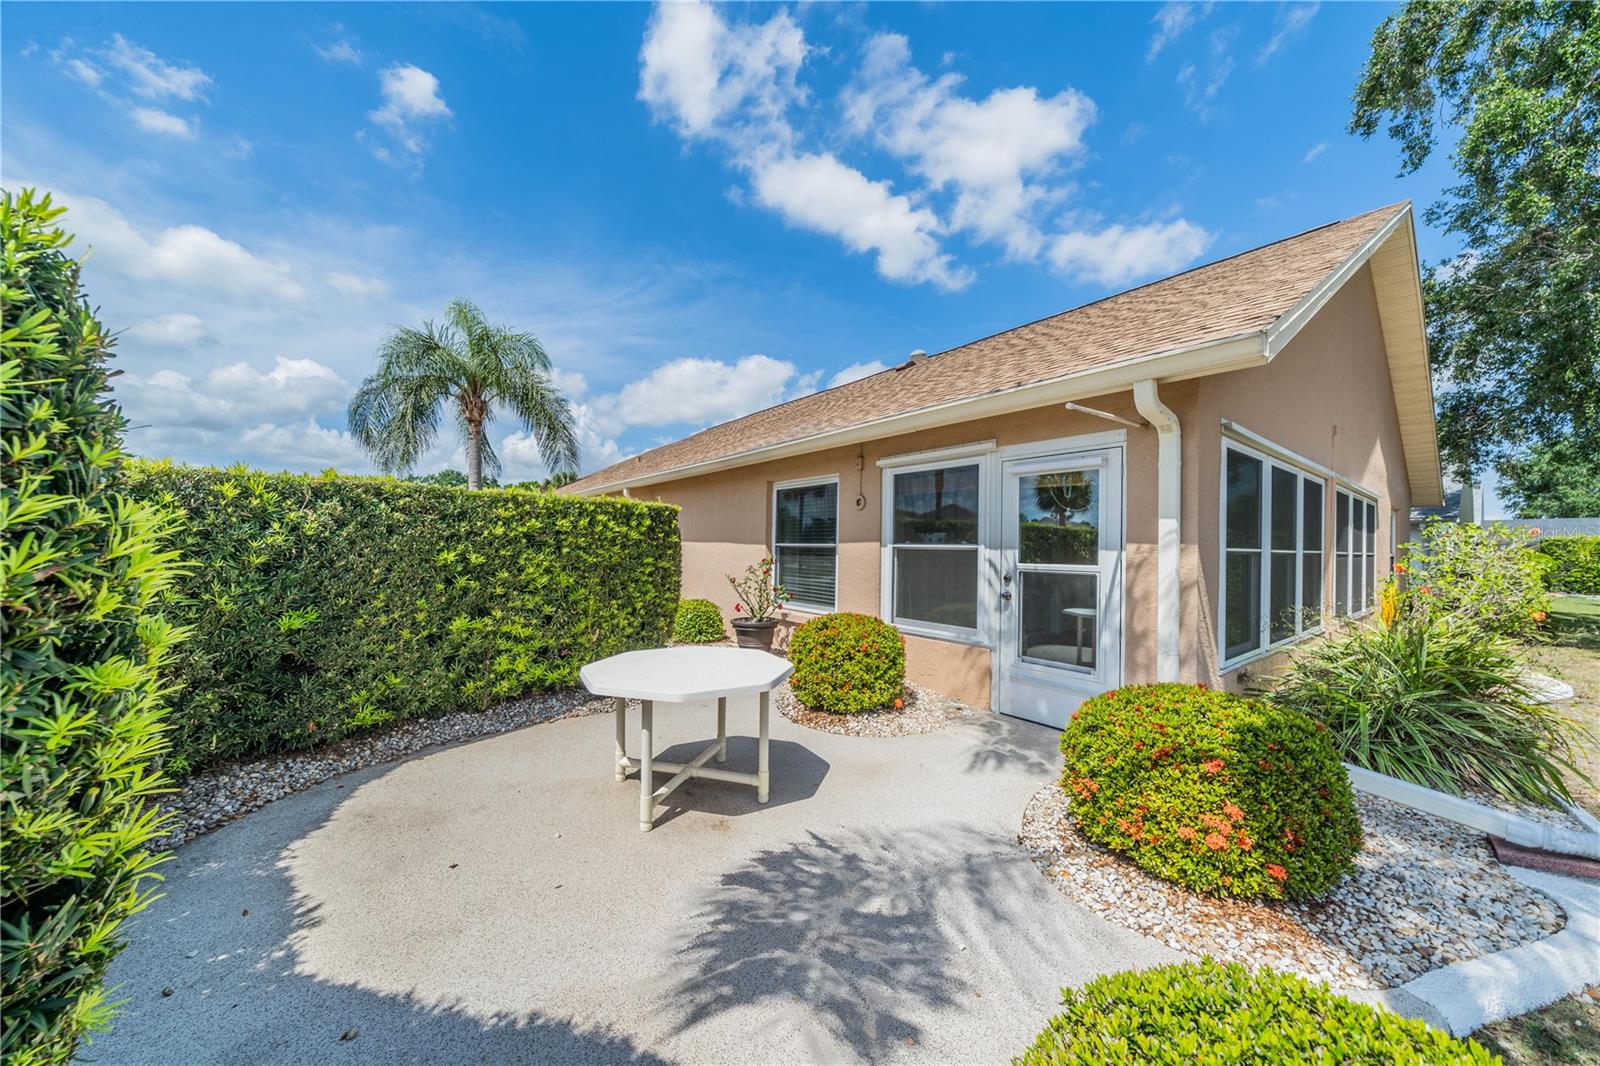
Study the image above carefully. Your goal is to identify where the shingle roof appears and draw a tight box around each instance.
[569,202,1409,494]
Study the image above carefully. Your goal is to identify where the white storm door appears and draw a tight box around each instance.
[996,448,1124,728]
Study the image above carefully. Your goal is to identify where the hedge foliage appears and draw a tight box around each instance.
[1535,535,1600,594]
[1015,959,1498,1065]
[2,190,187,1065]
[1402,519,1549,639]
[124,464,680,769]
[1061,684,1360,901]
[788,612,906,714]
[671,598,726,643]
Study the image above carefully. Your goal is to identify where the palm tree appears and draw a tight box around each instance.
[349,299,579,490]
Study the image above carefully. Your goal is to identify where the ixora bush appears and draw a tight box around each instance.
[672,598,726,643]
[124,464,680,769]
[1264,604,1582,807]
[1015,959,1497,1065]
[1403,518,1550,639]
[2,190,187,1065]
[1535,534,1600,595]
[788,612,906,714]
[1061,684,1360,901]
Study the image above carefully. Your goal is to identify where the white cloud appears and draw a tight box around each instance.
[368,63,452,161]
[101,33,210,100]
[828,360,888,388]
[843,33,1094,259]
[62,57,103,87]
[125,312,212,348]
[1259,3,1320,63]
[325,271,390,300]
[1177,27,1237,120]
[59,192,303,300]
[239,420,369,469]
[753,152,970,290]
[501,403,623,481]
[130,106,195,138]
[1147,2,1211,61]
[589,353,817,435]
[1049,219,1215,286]
[119,356,349,434]
[315,28,362,64]
[1302,142,1327,164]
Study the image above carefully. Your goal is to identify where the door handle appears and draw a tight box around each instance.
[999,589,1012,602]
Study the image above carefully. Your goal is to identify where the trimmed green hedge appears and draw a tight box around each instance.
[1536,535,1600,594]
[788,612,906,714]
[125,464,680,769]
[1016,960,1498,1064]
[672,598,726,643]
[1061,684,1360,900]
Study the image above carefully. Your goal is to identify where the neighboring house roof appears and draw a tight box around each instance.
[569,202,1444,505]
[1411,489,1463,525]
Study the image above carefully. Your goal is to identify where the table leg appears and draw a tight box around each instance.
[757,689,770,804]
[639,700,654,832]
[614,697,627,781]
[716,696,727,763]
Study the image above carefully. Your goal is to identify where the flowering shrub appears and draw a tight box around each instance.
[1060,684,1359,900]
[1535,534,1600,595]
[1403,519,1549,638]
[1017,959,1498,1065]
[727,556,789,621]
[672,598,726,644]
[788,613,906,714]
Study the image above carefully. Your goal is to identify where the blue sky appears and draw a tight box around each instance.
[3,2,1488,502]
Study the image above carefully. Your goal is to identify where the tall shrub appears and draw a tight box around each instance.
[126,465,680,769]
[1402,519,1549,638]
[1535,535,1600,595]
[2,190,187,1065]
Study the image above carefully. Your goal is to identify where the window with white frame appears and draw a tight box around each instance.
[1221,443,1324,664]
[1335,488,1377,616]
[888,462,981,634]
[772,478,837,611]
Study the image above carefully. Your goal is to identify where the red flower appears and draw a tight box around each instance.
[1265,863,1288,882]
[734,603,742,612]
[1204,832,1228,851]
[1177,826,1197,841]
[1222,803,1244,822]
[1201,758,1224,775]
[1393,563,1408,575]
[1236,832,1253,851]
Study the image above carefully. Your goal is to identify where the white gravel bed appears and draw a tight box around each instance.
[156,689,612,848]
[774,680,985,736]
[1020,783,1566,990]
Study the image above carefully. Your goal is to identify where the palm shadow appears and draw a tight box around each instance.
[960,713,1061,777]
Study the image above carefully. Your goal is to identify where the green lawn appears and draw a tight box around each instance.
[1473,987,1600,1065]
[1520,595,1600,816]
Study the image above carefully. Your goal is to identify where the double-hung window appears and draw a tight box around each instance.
[887,462,981,636]
[1335,488,1377,615]
[1221,443,1324,665]
[772,478,838,612]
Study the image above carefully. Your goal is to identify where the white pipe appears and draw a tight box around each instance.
[1133,379,1181,682]
[1346,764,1600,859]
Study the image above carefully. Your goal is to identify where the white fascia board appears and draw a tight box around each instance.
[571,331,1267,495]
[1264,205,1412,359]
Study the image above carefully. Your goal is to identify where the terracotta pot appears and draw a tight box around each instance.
[731,617,779,650]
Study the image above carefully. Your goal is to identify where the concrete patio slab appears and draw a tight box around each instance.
[91,698,1185,1065]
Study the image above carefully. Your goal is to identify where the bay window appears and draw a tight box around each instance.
[772,478,837,611]
[1221,441,1325,665]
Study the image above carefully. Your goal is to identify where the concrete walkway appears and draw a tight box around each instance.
[93,699,1183,1065]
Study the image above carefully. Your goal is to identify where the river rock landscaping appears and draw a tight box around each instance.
[775,680,985,736]
[1019,782,1567,989]
[157,689,613,847]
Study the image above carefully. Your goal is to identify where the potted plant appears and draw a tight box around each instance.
[728,556,790,650]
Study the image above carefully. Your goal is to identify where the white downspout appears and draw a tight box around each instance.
[1133,379,1181,682]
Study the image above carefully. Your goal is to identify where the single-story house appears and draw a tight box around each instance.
[568,202,1444,728]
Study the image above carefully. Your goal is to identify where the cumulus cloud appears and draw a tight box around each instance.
[828,360,889,388]
[119,356,349,434]
[1049,219,1215,286]
[239,420,370,469]
[131,106,195,138]
[367,63,452,162]
[843,33,1094,259]
[125,312,212,348]
[588,353,818,436]
[325,271,390,300]
[60,192,303,300]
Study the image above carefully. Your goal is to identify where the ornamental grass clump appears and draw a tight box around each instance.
[1015,959,1498,1065]
[672,598,726,643]
[1060,684,1359,901]
[787,612,906,714]
[1264,604,1584,807]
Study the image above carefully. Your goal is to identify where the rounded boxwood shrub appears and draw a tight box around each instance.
[1060,683,1360,900]
[1016,959,1498,1065]
[788,612,905,714]
[672,598,726,643]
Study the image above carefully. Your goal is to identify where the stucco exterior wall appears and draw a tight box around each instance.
[633,264,1415,712]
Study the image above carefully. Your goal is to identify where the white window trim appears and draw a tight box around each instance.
[771,474,839,614]
[1335,485,1379,619]
[1218,437,1327,672]
[879,455,988,644]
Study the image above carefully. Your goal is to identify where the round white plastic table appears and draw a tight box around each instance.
[579,646,794,832]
